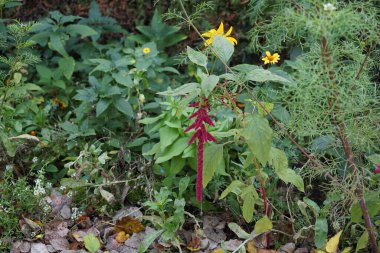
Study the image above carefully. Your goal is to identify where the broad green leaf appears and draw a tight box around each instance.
[254,216,273,234]
[36,65,52,83]
[96,98,112,117]
[169,156,185,176]
[178,177,190,198]
[157,83,200,96]
[212,36,234,63]
[325,230,342,253]
[228,223,250,239]
[245,68,290,84]
[66,24,97,38]
[58,57,75,79]
[187,46,207,67]
[269,147,304,192]
[74,88,97,102]
[138,229,163,253]
[256,102,274,116]
[114,97,134,117]
[355,231,368,253]
[315,218,328,248]
[203,143,224,188]
[242,185,257,222]
[242,114,273,165]
[49,33,68,57]
[156,137,189,164]
[201,74,219,97]
[220,180,245,199]
[159,126,179,151]
[113,71,134,87]
[83,233,101,253]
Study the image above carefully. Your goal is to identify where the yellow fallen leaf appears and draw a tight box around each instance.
[325,230,342,253]
[315,250,326,253]
[115,231,129,243]
[212,249,224,253]
[247,240,258,253]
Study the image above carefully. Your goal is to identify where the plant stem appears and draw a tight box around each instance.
[320,36,378,253]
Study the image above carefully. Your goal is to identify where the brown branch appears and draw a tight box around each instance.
[355,42,376,80]
[320,36,379,253]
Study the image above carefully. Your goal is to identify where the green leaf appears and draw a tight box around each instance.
[83,233,101,253]
[242,114,273,165]
[187,46,207,67]
[245,68,290,84]
[58,57,75,79]
[74,88,97,102]
[269,147,304,192]
[156,137,190,164]
[49,33,68,57]
[220,180,245,199]
[114,97,134,117]
[212,36,234,63]
[355,231,368,253]
[113,71,134,87]
[96,98,112,117]
[169,156,185,176]
[367,154,380,165]
[65,24,98,38]
[314,217,328,248]
[36,65,52,83]
[159,126,179,151]
[203,143,224,188]
[139,114,165,125]
[228,223,250,239]
[60,178,89,189]
[201,74,219,97]
[157,83,200,96]
[254,216,273,234]
[240,185,258,222]
[138,229,163,253]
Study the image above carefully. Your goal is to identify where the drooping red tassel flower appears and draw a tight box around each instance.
[185,98,217,202]
[374,164,380,174]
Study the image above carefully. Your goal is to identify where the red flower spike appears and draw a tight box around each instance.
[185,98,217,202]
[374,164,380,174]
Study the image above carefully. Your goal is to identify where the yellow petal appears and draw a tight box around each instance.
[266,51,271,57]
[225,26,233,36]
[325,230,342,253]
[227,37,237,45]
[202,29,216,37]
[217,22,224,34]
[204,38,213,46]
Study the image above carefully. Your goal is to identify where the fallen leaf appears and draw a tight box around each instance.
[114,216,144,235]
[115,231,130,243]
[247,240,258,253]
[83,233,101,253]
[212,248,224,253]
[186,234,201,252]
[325,230,342,253]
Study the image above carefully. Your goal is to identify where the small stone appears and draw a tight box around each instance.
[60,204,71,220]
[19,241,31,253]
[280,243,296,253]
[294,248,309,253]
[31,243,49,253]
[50,237,69,250]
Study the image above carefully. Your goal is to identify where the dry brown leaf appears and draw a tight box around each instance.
[114,216,144,235]
[115,231,130,243]
[247,240,259,253]
[186,234,201,252]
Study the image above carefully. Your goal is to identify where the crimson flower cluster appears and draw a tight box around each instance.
[184,98,217,202]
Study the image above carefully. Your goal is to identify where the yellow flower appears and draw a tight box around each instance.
[143,47,151,54]
[201,22,237,46]
[262,51,280,65]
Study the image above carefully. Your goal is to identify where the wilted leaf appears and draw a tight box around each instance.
[114,216,144,235]
[325,230,342,253]
[115,231,130,243]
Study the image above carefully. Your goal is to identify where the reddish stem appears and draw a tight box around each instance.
[196,139,204,202]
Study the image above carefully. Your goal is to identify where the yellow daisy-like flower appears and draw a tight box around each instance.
[143,47,151,54]
[201,22,237,46]
[262,51,280,65]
